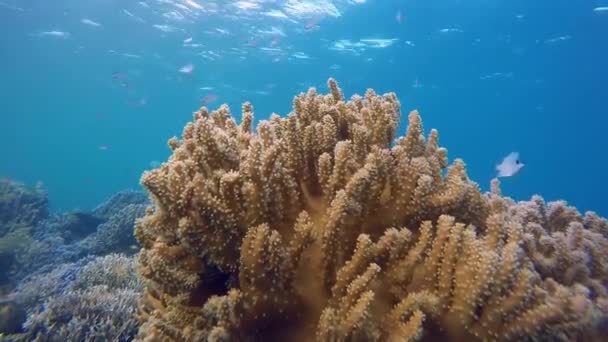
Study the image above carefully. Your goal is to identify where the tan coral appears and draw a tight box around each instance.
[135,79,608,341]
[511,193,608,309]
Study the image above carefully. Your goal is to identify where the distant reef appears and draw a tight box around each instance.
[0,179,148,339]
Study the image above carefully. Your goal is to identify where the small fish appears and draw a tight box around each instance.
[128,98,147,107]
[480,72,514,80]
[244,37,260,47]
[439,28,464,33]
[304,23,319,32]
[593,7,608,12]
[0,2,24,11]
[236,0,261,10]
[81,18,102,27]
[39,30,70,38]
[304,17,321,32]
[99,144,109,151]
[292,52,310,59]
[112,71,127,80]
[185,0,204,10]
[184,37,193,44]
[395,10,403,23]
[174,3,190,11]
[121,53,141,59]
[496,152,524,177]
[179,64,194,73]
[154,24,179,33]
[201,93,218,103]
[544,35,571,44]
[123,9,145,23]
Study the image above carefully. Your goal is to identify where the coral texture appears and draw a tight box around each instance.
[135,79,608,341]
[0,179,48,288]
[0,187,148,337]
[0,190,148,286]
[21,285,140,341]
[78,203,147,256]
[93,190,149,219]
[6,254,143,340]
[0,178,48,237]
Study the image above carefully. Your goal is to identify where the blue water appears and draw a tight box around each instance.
[1,0,606,216]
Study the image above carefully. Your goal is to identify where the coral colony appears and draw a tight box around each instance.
[0,79,607,340]
[133,79,608,341]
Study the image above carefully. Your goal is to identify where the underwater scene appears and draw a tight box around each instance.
[1,0,607,340]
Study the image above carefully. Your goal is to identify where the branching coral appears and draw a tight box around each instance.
[5,254,143,340]
[134,79,608,341]
[21,285,140,341]
[508,192,608,319]
[4,258,94,313]
[78,203,147,256]
[71,253,144,291]
[93,190,149,220]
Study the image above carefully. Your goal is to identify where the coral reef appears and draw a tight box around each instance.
[510,195,608,287]
[0,179,48,291]
[71,253,144,291]
[4,258,95,313]
[21,285,140,341]
[4,254,143,340]
[77,203,147,256]
[0,302,26,335]
[0,188,147,337]
[0,190,148,285]
[0,226,33,287]
[93,190,149,219]
[133,79,607,341]
[0,178,48,237]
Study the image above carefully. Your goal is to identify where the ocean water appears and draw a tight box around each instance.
[1,0,606,216]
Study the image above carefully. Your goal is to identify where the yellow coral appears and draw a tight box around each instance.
[134,79,608,341]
